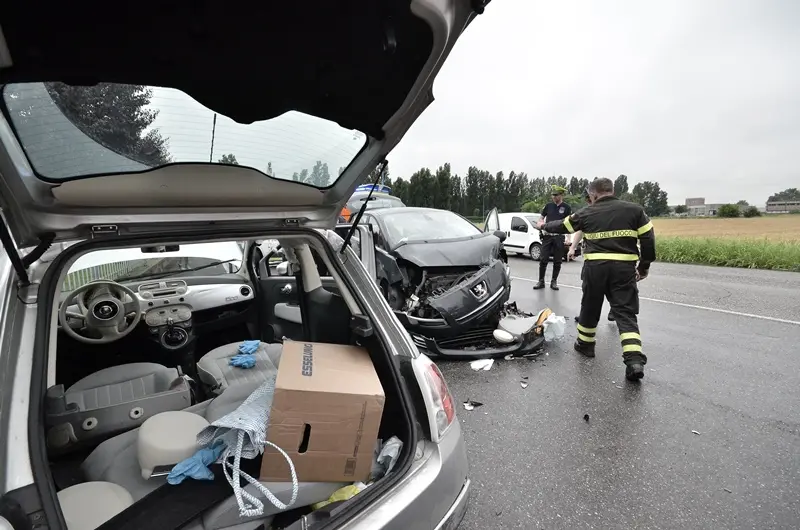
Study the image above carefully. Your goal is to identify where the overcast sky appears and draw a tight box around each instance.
[388,0,800,205]
[151,0,799,206]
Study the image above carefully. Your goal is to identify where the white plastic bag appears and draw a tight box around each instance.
[542,314,566,341]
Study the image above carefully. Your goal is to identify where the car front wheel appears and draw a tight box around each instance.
[529,243,542,261]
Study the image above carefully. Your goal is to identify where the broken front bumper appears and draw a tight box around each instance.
[395,260,510,340]
[411,328,545,360]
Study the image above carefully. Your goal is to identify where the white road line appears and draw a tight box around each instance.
[510,275,800,326]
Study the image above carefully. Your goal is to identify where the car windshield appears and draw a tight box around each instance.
[61,242,244,292]
[382,210,480,246]
[2,83,367,187]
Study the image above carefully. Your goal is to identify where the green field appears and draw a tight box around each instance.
[475,215,800,272]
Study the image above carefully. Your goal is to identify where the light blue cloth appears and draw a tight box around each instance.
[229,354,256,369]
[238,340,261,355]
[166,442,226,485]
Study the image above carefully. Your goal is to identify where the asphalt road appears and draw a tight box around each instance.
[441,256,800,530]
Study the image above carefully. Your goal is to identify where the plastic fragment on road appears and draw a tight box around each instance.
[520,381,528,389]
[692,430,701,435]
[470,359,494,371]
[583,414,590,422]
[542,314,567,341]
[463,400,483,411]
[370,436,403,481]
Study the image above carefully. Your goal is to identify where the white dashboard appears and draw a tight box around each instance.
[60,279,255,329]
[136,279,255,313]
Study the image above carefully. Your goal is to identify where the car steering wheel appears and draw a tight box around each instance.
[59,280,143,344]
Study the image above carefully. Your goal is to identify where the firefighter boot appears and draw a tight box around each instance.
[573,339,595,358]
[625,363,645,382]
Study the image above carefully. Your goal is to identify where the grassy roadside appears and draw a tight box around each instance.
[473,216,800,272]
[656,237,800,272]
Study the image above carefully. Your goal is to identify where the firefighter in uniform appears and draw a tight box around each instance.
[538,177,656,381]
[534,185,572,290]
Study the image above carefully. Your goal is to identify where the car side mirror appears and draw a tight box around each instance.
[493,230,507,242]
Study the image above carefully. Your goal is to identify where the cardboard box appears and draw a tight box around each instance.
[261,341,385,483]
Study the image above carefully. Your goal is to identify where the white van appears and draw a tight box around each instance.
[496,212,579,261]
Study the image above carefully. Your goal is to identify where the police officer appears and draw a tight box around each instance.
[534,185,572,290]
[538,177,656,381]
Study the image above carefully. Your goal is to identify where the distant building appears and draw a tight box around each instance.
[766,200,800,213]
[681,197,736,216]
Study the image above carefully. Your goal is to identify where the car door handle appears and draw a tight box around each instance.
[280,284,293,295]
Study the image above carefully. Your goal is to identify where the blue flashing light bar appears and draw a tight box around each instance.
[355,183,392,194]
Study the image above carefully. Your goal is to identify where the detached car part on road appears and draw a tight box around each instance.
[0,2,492,530]
[354,207,545,359]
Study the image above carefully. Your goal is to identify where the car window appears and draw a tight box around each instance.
[511,216,528,232]
[62,242,244,292]
[364,216,386,249]
[381,210,480,246]
[3,82,367,187]
[525,214,542,226]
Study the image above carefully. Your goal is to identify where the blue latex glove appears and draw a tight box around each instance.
[238,340,261,355]
[229,353,256,369]
[167,443,226,485]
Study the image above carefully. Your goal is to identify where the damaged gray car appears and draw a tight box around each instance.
[358,207,546,359]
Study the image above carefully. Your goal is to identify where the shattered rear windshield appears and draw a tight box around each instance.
[2,83,367,187]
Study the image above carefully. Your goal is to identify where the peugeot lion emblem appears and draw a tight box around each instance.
[471,281,488,300]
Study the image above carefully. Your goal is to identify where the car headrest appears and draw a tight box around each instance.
[137,410,210,480]
[58,481,133,530]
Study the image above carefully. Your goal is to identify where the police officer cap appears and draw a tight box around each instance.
[551,185,568,195]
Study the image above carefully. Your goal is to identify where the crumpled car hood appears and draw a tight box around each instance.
[392,235,501,268]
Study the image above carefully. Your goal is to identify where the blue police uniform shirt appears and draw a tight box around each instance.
[541,202,572,235]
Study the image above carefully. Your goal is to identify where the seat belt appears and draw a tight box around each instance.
[95,457,263,530]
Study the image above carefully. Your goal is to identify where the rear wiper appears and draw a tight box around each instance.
[340,160,387,254]
[114,259,239,283]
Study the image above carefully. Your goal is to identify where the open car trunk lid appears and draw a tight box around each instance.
[0,0,490,258]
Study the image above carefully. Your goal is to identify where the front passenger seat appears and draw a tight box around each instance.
[46,362,192,453]
[196,342,282,393]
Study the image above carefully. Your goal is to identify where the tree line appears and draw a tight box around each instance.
[388,166,671,218]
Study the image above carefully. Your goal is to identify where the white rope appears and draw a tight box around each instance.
[219,431,299,518]
[197,378,298,517]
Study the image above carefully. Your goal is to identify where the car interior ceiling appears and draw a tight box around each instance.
[42,232,413,529]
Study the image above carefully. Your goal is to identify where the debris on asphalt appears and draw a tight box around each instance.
[520,381,528,389]
[470,359,494,371]
[612,381,616,384]
[583,414,590,422]
[463,400,484,411]
[692,430,701,435]
[542,313,567,342]
[723,488,732,493]
[615,385,623,389]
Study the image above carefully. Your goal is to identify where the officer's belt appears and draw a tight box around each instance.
[584,253,639,261]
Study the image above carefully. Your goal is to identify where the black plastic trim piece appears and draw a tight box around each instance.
[21,233,55,268]
[0,212,28,284]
